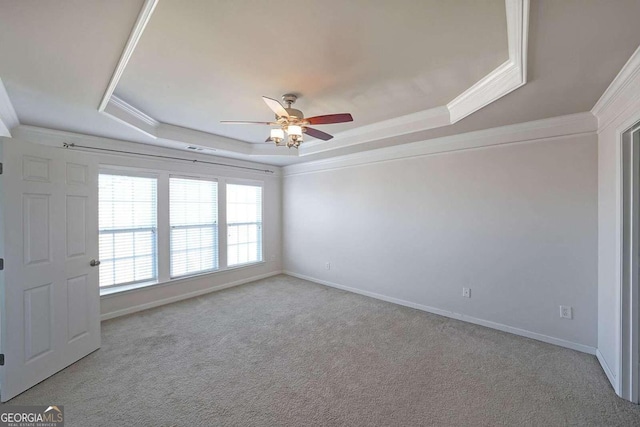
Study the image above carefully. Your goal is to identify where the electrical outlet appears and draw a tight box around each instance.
[560,305,573,319]
[462,288,471,298]
[325,262,331,270]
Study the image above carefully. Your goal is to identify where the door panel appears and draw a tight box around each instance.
[23,194,51,265]
[0,139,100,402]
[66,275,89,342]
[66,195,87,258]
[24,284,53,361]
[66,163,87,186]
[22,156,50,182]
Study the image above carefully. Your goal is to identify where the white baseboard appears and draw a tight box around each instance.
[284,271,597,355]
[596,349,618,392]
[101,270,282,320]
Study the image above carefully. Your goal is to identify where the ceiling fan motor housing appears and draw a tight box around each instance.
[284,108,304,119]
[281,94,304,119]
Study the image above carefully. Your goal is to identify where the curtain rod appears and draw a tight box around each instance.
[63,143,275,174]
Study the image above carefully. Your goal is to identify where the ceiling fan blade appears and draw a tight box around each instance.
[262,96,289,118]
[305,113,353,125]
[305,127,333,141]
[220,120,275,125]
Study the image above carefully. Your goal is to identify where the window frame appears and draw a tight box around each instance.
[225,179,265,268]
[97,167,266,296]
[168,174,220,279]
[98,169,160,289]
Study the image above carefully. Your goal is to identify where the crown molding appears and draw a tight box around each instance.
[11,124,282,176]
[98,0,159,112]
[446,0,528,123]
[508,0,528,79]
[101,94,296,157]
[103,95,159,137]
[156,122,253,154]
[592,44,640,131]
[298,106,451,155]
[99,0,529,159]
[283,111,596,177]
[0,77,19,137]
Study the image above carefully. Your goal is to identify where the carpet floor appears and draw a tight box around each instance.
[2,274,640,426]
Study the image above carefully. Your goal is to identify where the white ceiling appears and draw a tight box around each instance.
[115,0,507,143]
[0,0,149,142]
[1,1,640,167]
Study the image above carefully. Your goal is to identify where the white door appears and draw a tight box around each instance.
[0,138,100,402]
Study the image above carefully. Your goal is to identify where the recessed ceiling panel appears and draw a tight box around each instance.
[116,0,508,143]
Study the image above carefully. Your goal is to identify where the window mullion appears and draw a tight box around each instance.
[218,179,228,269]
[157,172,171,283]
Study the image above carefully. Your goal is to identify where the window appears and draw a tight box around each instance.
[99,174,157,287]
[227,183,262,266]
[98,168,265,294]
[170,177,218,277]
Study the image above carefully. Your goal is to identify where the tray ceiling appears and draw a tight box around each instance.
[115,0,508,143]
[2,1,640,166]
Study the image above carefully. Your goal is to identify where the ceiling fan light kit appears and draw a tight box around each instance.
[269,128,284,145]
[221,93,354,148]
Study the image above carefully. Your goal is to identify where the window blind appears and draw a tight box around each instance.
[227,183,262,266]
[98,174,158,287]
[170,177,219,277]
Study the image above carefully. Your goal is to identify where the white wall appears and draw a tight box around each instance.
[283,125,598,352]
[593,46,640,396]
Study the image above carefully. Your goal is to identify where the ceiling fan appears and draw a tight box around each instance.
[221,94,353,148]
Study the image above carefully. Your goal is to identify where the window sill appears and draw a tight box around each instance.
[100,280,159,296]
[99,260,266,297]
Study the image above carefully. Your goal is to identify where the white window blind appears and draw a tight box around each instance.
[227,183,262,266]
[99,174,157,287]
[170,177,219,278]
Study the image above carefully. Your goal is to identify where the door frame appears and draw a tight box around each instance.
[619,118,640,403]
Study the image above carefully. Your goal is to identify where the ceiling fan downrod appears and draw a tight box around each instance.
[282,93,297,109]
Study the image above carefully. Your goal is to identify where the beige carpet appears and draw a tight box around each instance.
[2,274,640,426]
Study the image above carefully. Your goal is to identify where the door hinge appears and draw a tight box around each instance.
[0,354,4,366]
[0,163,3,174]
[0,258,3,270]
